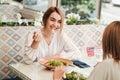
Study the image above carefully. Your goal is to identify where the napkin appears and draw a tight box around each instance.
[72,60,90,68]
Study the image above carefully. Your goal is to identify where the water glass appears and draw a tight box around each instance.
[94,47,103,62]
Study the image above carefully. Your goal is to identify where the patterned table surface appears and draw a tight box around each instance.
[8,56,97,80]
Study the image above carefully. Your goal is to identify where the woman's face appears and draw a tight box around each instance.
[46,12,62,32]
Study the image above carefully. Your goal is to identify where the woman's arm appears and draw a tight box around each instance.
[24,30,41,64]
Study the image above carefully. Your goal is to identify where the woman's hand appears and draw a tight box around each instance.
[53,66,65,80]
[33,32,41,42]
[31,32,41,49]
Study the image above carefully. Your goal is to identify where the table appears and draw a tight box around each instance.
[8,56,97,80]
[9,62,53,80]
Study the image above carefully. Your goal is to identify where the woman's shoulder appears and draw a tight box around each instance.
[102,58,114,64]
[96,59,115,69]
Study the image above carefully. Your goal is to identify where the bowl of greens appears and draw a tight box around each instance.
[63,71,86,80]
[38,57,72,69]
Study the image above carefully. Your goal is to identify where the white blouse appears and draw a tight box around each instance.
[24,28,81,64]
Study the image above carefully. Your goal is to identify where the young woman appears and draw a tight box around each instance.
[24,7,81,64]
[54,21,120,80]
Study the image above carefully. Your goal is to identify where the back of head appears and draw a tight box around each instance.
[102,21,120,62]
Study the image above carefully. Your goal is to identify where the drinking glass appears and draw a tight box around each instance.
[94,47,103,62]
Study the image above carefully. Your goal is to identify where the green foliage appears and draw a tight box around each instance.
[28,22,34,26]
[21,22,27,26]
[66,18,78,25]
[61,0,91,5]
[0,22,2,26]
[88,1,96,11]
[66,13,80,25]
[0,3,9,4]
[0,22,34,27]
[88,3,95,11]
[61,0,97,25]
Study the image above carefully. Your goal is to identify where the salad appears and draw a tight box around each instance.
[45,60,67,66]
[63,71,86,80]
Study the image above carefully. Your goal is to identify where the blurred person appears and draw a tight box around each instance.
[24,7,81,64]
[53,21,120,80]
